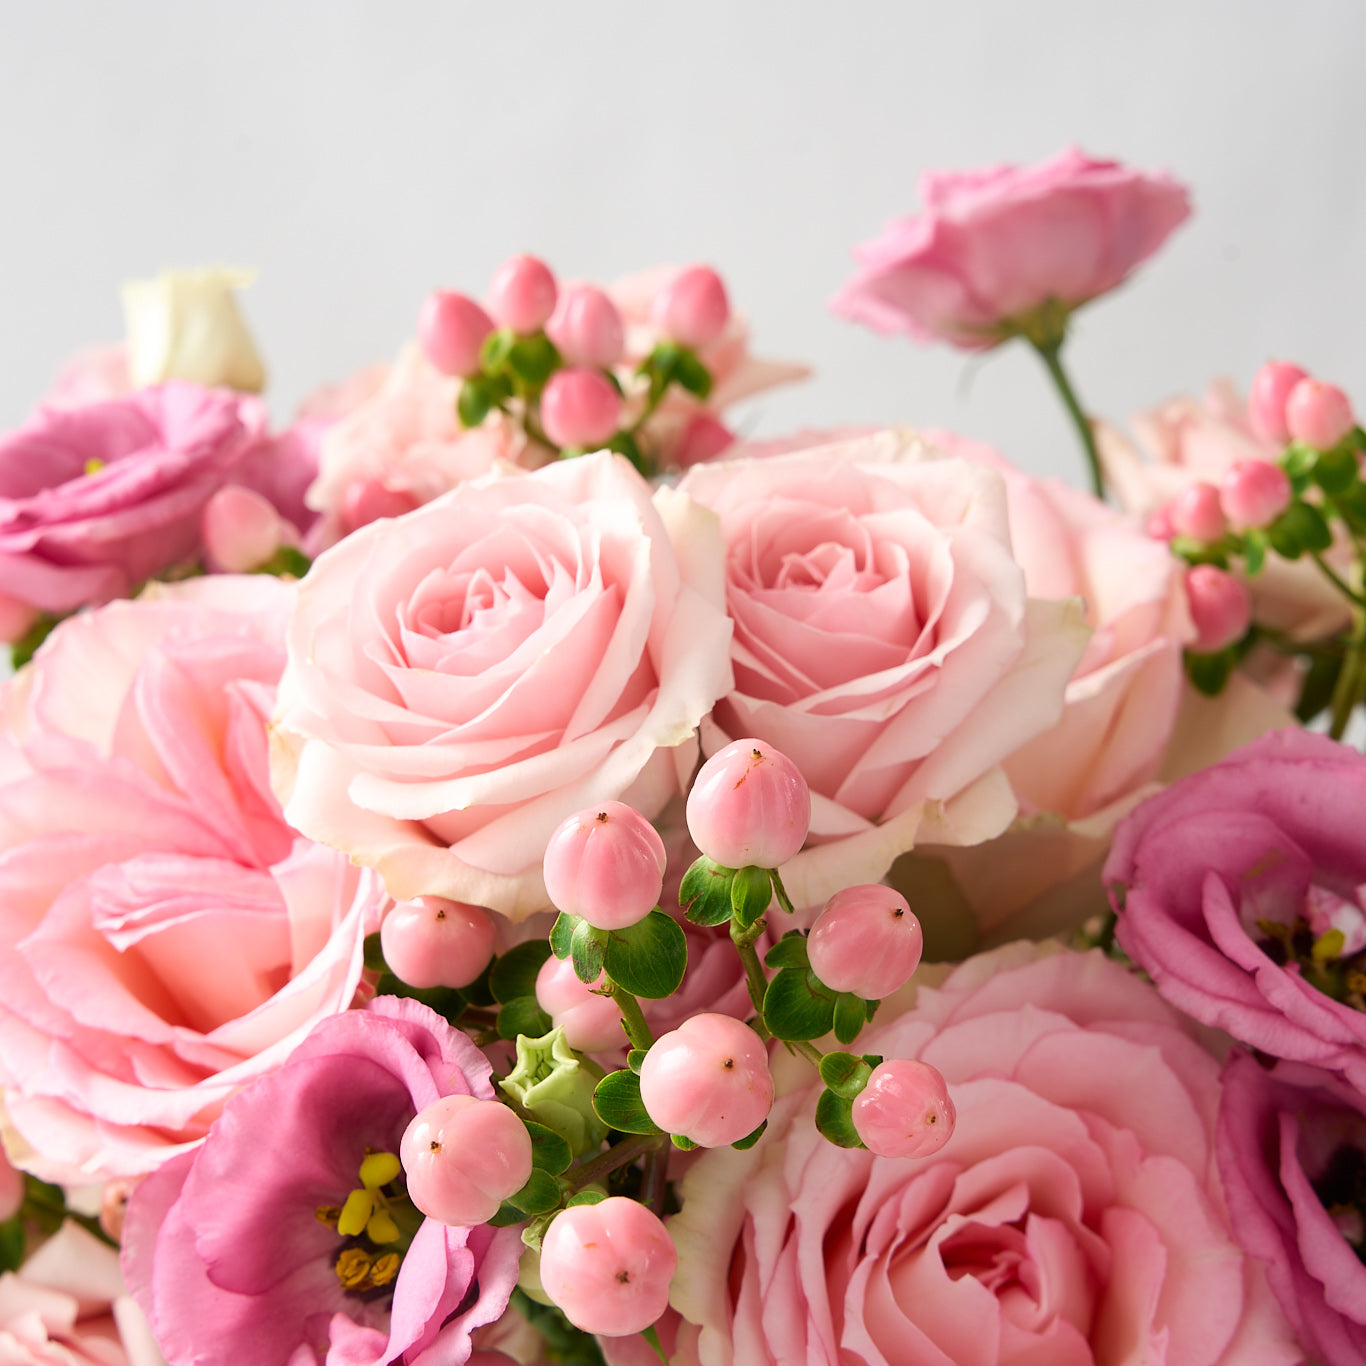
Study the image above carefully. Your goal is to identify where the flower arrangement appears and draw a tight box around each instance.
[0,146,1362,1365]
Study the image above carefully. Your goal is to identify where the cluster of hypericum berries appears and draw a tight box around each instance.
[417,254,735,474]
[371,736,956,1343]
[1150,360,1365,696]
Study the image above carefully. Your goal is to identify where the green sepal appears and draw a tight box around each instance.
[362,932,388,974]
[1184,645,1237,697]
[491,940,553,1004]
[1169,535,1229,568]
[571,920,608,984]
[497,995,554,1041]
[670,1133,698,1150]
[833,991,867,1046]
[549,912,575,960]
[480,327,516,373]
[679,856,736,927]
[641,1323,669,1364]
[770,868,797,916]
[1241,527,1267,577]
[764,931,810,971]
[524,1120,574,1176]
[763,966,837,1041]
[731,865,773,928]
[731,1119,767,1150]
[505,1167,562,1216]
[0,1217,23,1273]
[592,1069,663,1134]
[815,1088,864,1149]
[602,910,687,999]
[1315,445,1359,495]
[819,1050,873,1099]
[627,1049,649,1074]
[508,334,560,388]
[642,340,682,386]
[672,348,713,399]
[566,1188,608,1207]
[457,376,495,428]
[255,544,312,579]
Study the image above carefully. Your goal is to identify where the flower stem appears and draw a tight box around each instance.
[1329,610,1366,740]
[1310,551,1366,611]
[566,1132,665,1192]
[1032,339,1105,500]
[730,919,771,1024]
[608,984,654,1052]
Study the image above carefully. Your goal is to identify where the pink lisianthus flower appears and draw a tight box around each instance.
[831,147,1190,349]
[1108,728,1366,1093]
[0,576,383,1179]
[652,944,1299,1366]
[1218,1053,1366,1365]
[121,997,523,1366]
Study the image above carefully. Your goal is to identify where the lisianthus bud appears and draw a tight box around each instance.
[673,413,736,469]
[686,738,811,870]
[1185,564,1252,653]
[536,955,624,1052]
[418,291,495,378]
[851,1058,956,1158]
[652,265,731,348]
[1285,378,1355,450]
[1248,361,1310,446]
[201,485,298,573]
[1168,481,1226,544]
[540,368,622,450]
[400,1094,532,1226]
[807,885,923,1000]
[487,254,558,335]
[546,284,625,368]
[638,1013,774,1147]
[380,897,496,990]
[1220,460,1292,531]
[500,1027,609,1154]
[542,801,666,930]
[539,1197,677,1336]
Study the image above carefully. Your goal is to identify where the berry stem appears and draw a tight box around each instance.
[565,1132,665,1192]
[729,918,771,1024]
[1329,609,1366,740]
[608,983,655,1051]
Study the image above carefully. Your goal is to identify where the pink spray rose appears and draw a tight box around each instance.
[831,147,1191,349]
[1217,1052,1366,1365]
[0,576,383,1179]
[657,945,1299,1366]
[677,430,1088,910]
[1108,728,1366,1093]
[273,452,734,920]
[121,996,523,1366]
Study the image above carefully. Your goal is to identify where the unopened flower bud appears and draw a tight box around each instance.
[1248,361,1309,446]
[546,285,625,368]
[687,738,810,870]
[808,885,923,1000]
[536,955,624,1052]
[540,368,622,450]
[652,265,730,348]
[1285,378,1355,451]
[1185,564,1252,653]
[1145,506,1176,543]
[1168,482,1226,544]
[202,485,298,573]
[672,413,735,469]
[852,1058,956,1158]
[418,291,495,378]
[542,801,666,930]
[487,254,558,336]
[1220,460,1291,531]
[380,897,496,990]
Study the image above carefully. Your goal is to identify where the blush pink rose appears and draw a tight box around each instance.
[831,147,1191,349]
[660,945,1300,1366]
[677,430,1088,910]
[0,576,383,1179]
[273,452,734,920]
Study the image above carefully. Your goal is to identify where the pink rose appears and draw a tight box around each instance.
[1108,729,1366,1093]
[41,345,132,410]
[831,147,1190,349]
[661,946,1299,1366]
[0,576,383,1179]
[677,431,1088,910]
[273,452,734,920]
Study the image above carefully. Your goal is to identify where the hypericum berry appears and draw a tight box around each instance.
[540,367,623,450]
[851,1059,956,1159]
[1285,378,1355,450]
[340,479,420,534]
[418,291,495,378]
[400,1095,532,1226]
[652,265,730,348]
[380,897,496,990]
[201,485,298,573]
[686,738,810,870]
[807,885,923,1000]
[1220,459,1292,531]
[1145,505,1176,543]
[672,413,735,468]
[536,954,624,1052]
[638,1013,774,1146]
[539,1197,677,1336]
[1185,564,1252,653]
[1248,361,1309,446]
[546,284,625,368]
[487,254,558,336]
[542,801,666,930]
[1168,481,1226,544]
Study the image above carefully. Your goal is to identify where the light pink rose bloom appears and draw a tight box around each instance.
[677,431,1089,910]
[0,576,383,1179]
[273,452,734,920]
[661,945,1301,1366]
[42,346,133,410]
[831,146,1191,349]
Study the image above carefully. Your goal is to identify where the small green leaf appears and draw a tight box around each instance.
[770,868,797,916]
[480,327,516,373]
[819,1051,873,1099]
[0,1217,23,1272]
[508,334,560,388]
[457,376,495,428]
[1242,527,1267,577]
[670,1133,698,1150]
[374,974,466,1021]
[627,1049,649,1074]
[506,1167,563,1216]
[549,912,575,960]
[496,995,553,1041]
[815,1088,864,1148]
[607,429,649,477]
[255,544,313,579]
[487,1202,527,1227]
[641,1323,669,1364]
[491,940,553,1004]
[566,1188,608,1207]
[644,340,682,384]
[731,1119,767,1150]
[673,348,713,399]
[763,967,837,1042]
[679,856,736,927]
[731,865,773,928]
[1315,446,1359,495]
[603,910,687,999]
[1184,646,1237,697]
[764,932,810,971]
[10,614,60,670]
[1273,501,1333,556]
[592,1070,663,1134]
[833,992,867,1046]
[571,920,608,984]
[362,932,388,974]
[524,1121,574,1176]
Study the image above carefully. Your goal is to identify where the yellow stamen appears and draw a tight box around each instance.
[359,1151,401,1190]
[84,457,106,476]
[370,1252,401,1287]
[315,1205,341,1228]
[366,1209,400,1244]
[337,1188,374,1238]
[335,1248,373,1290]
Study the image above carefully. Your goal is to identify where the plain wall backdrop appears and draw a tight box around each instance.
[1,0,1362,484]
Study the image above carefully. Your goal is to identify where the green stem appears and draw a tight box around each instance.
[730,920,771,1022]
[608,985,654,1052]
[1329,610,1366,741]
[565,1133,665,1192]
[1310,551,1366,611]
[1032,339,1105,500]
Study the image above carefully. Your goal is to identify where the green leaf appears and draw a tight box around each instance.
[1242,527,1267,577]
[508,334,560,388]
[730,865,772,928]
[566,1188,608,1207]
[833,992,867,1045]
[497,995,554,1041]
[679,856,736,927]
[1272,500,1333,557]
[607,429,649,477]
[524,1120,574,1175]
[506,1167,563,1216]
[491,940,553,1004]
[673,348,713,399]
[731,1119,767,1150]
[373,974,466,1021]
[764,932,810,971]
[363,931,388,974]
[815,1088,864,1148]
[819,1051,873,1099]
[255,544,313,579]
[763,966,837,1041]
[480,327,516,373]
[592,1069,663,1135]
[670,1133,698,1150]
[457,376,495,428]
[627,1049,649,1074]
[644,340,682,385]
[1184,646,1237,697]
[603,910,687,999]
[10,613,60,670]
[571,920,608,984]
[1295,648,1344,724]
[1315,446,1360,495]
[641,1323,669,1364]
[487,1202,526,1227]
[0,1217,23,1273]
[549,912,575,960]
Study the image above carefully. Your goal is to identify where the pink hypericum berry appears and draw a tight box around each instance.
[672,413,736,469]
[340,479,421,535]
[546,284,625,368]
[539,1197,678,1336]
[1185,564,1252,653]
[638,1012,774,1146]
[1285,378,1355,450]
[851,1058,956,1159]
[201,485,298,573]
[487,254,558,335]
[1220,459,1292,531]
[542,801,666,930]
[1168,481,1226,544]
[400,1094,532,1226]
[652,265,731,348]
[1248,361,1310,446]
[540,367,623,450]
[686,738,811,870]
[1145,505,1176,543]
[380,897,496,990]
[418,291,495,378]
[807,885,924,1000]
[535,954,624,1052]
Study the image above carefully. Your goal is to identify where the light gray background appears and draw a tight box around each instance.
[1,1,1362,483]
